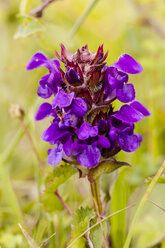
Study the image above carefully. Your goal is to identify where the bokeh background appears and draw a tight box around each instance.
[0,0,165,247]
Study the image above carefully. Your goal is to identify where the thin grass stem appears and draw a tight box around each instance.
[123,160,165,248]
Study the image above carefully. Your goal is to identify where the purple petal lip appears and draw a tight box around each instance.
[118,132,142,152]
[113,104,144,123]
[52,89,75,108]
[130,101,151,116]
[116,83,135,103]
[72,98,87,117]
[75,122,98,140]
[112,54,143,74]
[35,102,52,121]
[26,52,47,70]
[47,142,63,166]
[41,123,70,144]
[77,145,101,167]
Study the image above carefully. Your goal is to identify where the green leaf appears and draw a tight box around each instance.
[18,224,39,248]
[45,163,77,193]
[89,217,107,248]
[14,15,44,39]
[41,163,77,212]
[110,170,129,248]
[69,207,94,248]
[88,159,131,182]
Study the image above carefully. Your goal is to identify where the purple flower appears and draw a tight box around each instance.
[28,45,150,167]
[26,52,61,98]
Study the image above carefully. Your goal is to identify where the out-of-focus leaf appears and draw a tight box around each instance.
[0,233,23,248]
[89,217,107,248]
[69,206,94,248]
[110,170,129,248]
[14,15,44,39]
[132,184,165,248]
[18,224,39,248]
[88,159,131,182]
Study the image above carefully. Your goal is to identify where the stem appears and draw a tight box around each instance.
[54,190,73,217]
[19,119,44,175]
[69,0,100,38]
[90,179,102,217]
[29,0,56,17]
[123,160,165,248]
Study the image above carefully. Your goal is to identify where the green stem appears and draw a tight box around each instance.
[69,0,100,38]
[90,179,102,217]
[123,160,165,248]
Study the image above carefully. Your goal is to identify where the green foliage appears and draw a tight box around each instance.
[14,15,44,39]
[69,206,94,247]
[110,170,129,248]
[19,224,39,248]
[42,163,77,212]
[146,175,165,184]
[89,217,107,248]
[44,163,77,193]
[88,159,131,182]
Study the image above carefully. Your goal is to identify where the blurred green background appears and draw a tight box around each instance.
[0,0,165,247]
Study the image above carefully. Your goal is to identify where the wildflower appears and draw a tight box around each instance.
[27,45,150,167]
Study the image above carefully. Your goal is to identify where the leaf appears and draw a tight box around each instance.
[88,159,131,182]
[14,15,44,39]
[18,224,39,248]
[110,170,129,248]
[69,207,95,248]
[41,163,77,212]
[89,217,107,248]
[45,163,77,193]
[145,175,165,184]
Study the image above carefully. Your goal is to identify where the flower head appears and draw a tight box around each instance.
[27,44,150,167]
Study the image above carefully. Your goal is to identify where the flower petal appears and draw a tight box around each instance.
[130,101,151,116]
[113,105,144,123]
[37,86,52,99]
[77,145,100,167]
[41,123,70,144]
[47,143,63,166]
[112,54,143,74]
[26,53,47,70]
[63,135,73,156]
[35,102,52,121]
[52,89,74,108]
[71,140,87,156]
[116,83,135,103]
[72,98,87,117]
[119,133,142,152]
[75,122,98,140]
[96,135,111,148]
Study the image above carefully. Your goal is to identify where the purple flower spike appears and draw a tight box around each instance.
[75,122,98,140]
[77,145,101,167]
[26,52,47,70]
[35,102,52,121]
[113,54,143,74]
[28,45,150,168]
[116,83,135,103]
[52,89,75,108]
[47,142,63,166]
